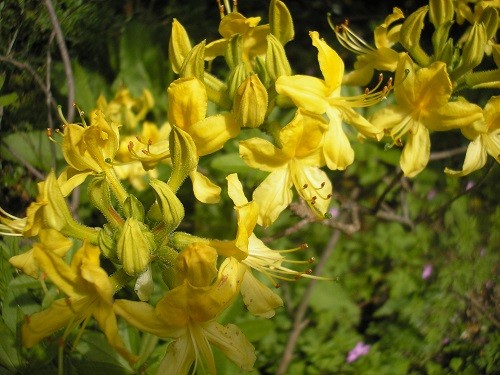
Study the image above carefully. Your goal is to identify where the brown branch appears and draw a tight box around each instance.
[1,140,45,180]
[262,218,310,243]
[276,230,341,375]
[429,146,467,161]
[0,55,59,112]
[44,0,75,123]
[371,170,404,214]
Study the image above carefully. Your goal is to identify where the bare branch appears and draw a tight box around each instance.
[44,0,75,122]
[1,140,45,180]
[429,146,467,161]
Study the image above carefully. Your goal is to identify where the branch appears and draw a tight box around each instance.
[276,230,341,375]
[1,140,45,180]
[44,0,75,123]
[429,146,467,161]
[0,55,59,112]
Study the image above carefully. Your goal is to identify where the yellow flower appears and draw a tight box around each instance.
[168,77,240,203]
[333,7,405,86]
[94,88,154,131]
[9,228,72,278]
[371,53,483,177]
[276,31,385,170]
[209,174,320,318]
[239,109,332,226]
[114,243,255,375]
[22,241,136,364]
[60,110,120,193]
[205,11,270,66]
[445,96,500,176]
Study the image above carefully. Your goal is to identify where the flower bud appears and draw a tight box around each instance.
[228,62,250,100]
[88,175,123,229]
[123,194,145,221]
[429,0,453,28]
[169,18,192,74]
[266,34,292,81]
[233,74,268,128]
[453,22,487,79]
[179,40,206,81]
[98,223,119,262]
[149,178,185,234]
[400,6,431,66]
[225,34,243,71]
[168,126,198,192]
[117,218,155,275]
[269,0,294,45]
[478,7,498,41]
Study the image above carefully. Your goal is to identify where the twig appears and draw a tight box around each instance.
[46,32,57,170]
[429,146,467,161]
[44,0,75,123]
[262,218,310,243]
[1,140,45,180]
[0,55,59,112]
[276,230,341,375]
[371,170,404,214]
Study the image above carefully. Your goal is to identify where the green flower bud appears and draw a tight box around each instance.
[228,62,250,100]
[123,194,145,221]
[478,7,498,41]
[429,0,453,28]
[88,175,124,229]
[117,217,155,276]
[225,34,243,70]
[134,266,154,301]
[400,6,431,66]
[452,22,487,79]
[98,223,118,262]
[233,74,268,128]
[168,125,198,192]
[266,34,292,81]
[169,18,192,74]
[269,0,294,45]
[149,178,185,234]
[179,40,206,81]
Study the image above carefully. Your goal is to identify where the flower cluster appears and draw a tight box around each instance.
[1,0,498,373]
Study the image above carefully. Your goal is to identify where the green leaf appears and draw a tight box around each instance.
[0,92,18,107]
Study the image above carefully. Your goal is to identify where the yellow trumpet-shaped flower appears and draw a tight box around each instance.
[59,110,120,193]
[209,174,321,318]
[370,53,483,177]
[205,10,270,66]
[22,241,136,364]
[168,77,239,203]
[114,243,255,375]
[276,31,386,171]
[239,109,332,227]
[445,96,500,176]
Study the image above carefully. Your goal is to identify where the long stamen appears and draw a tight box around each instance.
[329,16,375,56]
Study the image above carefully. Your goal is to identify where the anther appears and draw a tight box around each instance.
[294,273,302,280]
[320,182,325,188]
[305,269,313,275]
[302,183,308,189]
[275,283,281,289]
[300,243,308,250]
[326,193,333,199]
[128,141,134,150]
[308,257,315,263]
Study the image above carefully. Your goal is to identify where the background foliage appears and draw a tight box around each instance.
[0,0,498,374]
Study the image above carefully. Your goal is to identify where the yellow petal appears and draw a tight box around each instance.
[9,249,38,278]
[204,321,256,371]
[167,78,207,129]
[445,136,487,176]
[190,113,239,156]
[240,270,283,318]
[310,31,344,91]
[239,138,289,171]
[22,298,84,348]
[275,74,330,114]
[114,299,184,337]
[57,167,93,196]
[234,202,259,259]
[413,60,451,110]
[205,38,228,61]
[226,173,249,206]
[190,171,221,204]
[337,106,382,140]
[424,100,483,131]
[253,169,292,227]
[323,111,355,170]
[400,124,430,177]
[291,163,332,218]
[157,335,195,375]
